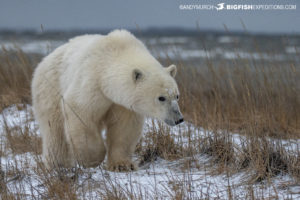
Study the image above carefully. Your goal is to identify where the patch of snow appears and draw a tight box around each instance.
[0,105,299,199]
[150,46,289,61]
[1,39,294,63]
[144,118,300,155]
[0,104,39,135]
[0,40,64,55]
[146,37,189,45]
[218,36,237,44]
[285,46,299,54]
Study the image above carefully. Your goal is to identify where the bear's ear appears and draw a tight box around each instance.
[132,69,143,83]
[166,64,177,78]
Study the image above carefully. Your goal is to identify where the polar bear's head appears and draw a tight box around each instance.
[102,30,183,126]
[130,64,184,126]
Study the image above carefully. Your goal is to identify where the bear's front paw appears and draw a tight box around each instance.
[107,161,137,172]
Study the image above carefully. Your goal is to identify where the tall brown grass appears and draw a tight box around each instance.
[0,48,37,110]
[176,62,300,139]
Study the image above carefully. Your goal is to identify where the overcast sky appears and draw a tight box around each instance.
[0,0,299,34]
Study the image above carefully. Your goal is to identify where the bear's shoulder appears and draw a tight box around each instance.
[105,29,144,50]
[107,29,135,40]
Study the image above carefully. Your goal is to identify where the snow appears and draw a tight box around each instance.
[1,40,64,55]
[144,118,300,155]
[1,39,294,62]
[0,104,299,199]
[147,37,189,45]
[150,45,290,62]
[0,104,38,135]
[285,46,299,54]
[218,36,237,44]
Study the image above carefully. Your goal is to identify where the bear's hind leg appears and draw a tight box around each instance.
[105,105,144,172]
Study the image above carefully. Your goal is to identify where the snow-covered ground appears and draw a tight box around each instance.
[1,37,299,63]
[0,105,299,199]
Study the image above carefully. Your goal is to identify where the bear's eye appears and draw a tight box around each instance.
[176,95,179,100]
[158,96,166,102]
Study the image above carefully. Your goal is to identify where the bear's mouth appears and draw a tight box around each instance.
[164,118,184,126]
[175,118,184,125]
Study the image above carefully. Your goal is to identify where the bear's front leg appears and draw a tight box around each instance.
[63,102,106,168]
[105,105,144,172]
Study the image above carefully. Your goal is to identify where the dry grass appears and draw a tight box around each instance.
[0,35,300,199]
[0,48,39,111]
[137,122,184,166]
[176,62,300,139]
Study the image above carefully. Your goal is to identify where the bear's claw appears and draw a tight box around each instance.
[107,161,137,172]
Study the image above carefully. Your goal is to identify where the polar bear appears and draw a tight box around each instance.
[31,30,183,171]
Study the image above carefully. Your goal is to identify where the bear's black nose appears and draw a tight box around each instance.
[175,118,184,125]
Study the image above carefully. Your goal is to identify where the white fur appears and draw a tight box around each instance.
[31,29,180,171]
